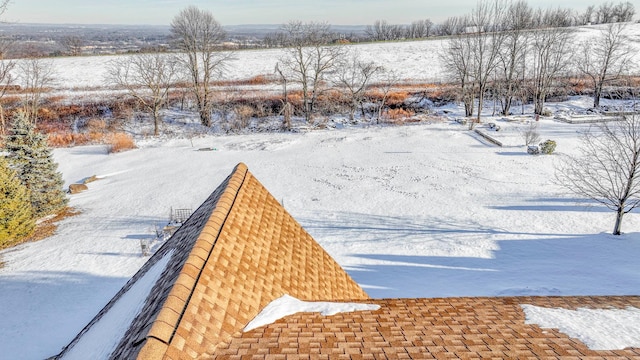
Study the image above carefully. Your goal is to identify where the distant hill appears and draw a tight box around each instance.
[0,23,367,41]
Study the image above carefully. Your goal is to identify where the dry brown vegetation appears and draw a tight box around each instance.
[385,108,415,121]
[0,73,635,146]
[106,132,136,153]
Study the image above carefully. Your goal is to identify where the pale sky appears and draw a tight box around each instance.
[5,0,600,26]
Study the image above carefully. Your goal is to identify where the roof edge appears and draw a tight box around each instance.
[140,163,249,350]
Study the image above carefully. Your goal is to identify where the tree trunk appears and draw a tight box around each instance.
[464,95,474,117]
[199,107,212,127]
[502,95,513,116]
[613,207,624,235]
[534,95,545,115]
[477,91,484,124]
[593,82,603,108]
[153,107,159,136]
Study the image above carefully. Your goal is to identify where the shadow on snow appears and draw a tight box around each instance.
[299,210,640,299]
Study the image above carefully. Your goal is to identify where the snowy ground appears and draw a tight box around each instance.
[2,102,639,358]
[1,23,640,359]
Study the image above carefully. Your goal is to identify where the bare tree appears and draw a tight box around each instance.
[274,63,292,130]
[441,1,506,125]
[440,20,476,120]
[467,0,506,124]
[613,2,635,22]
[0,0,12,132]
[580,5,596,25]
[0,31,14,133]
[424,19,434,37]
[557,114,640,235]
[170,6,230,127]
[538,7,575,28]
[0,0,8,19]
[521,121,541,146]
[528,26,573,115]
[439,16,465,36]
[407,19,433,39]
[366,20,394,41]
[60,35,84,56]
[334,50,382,122]
[277,21,344,124]
[107,53,179,136]
[495,0,531,116]
[372,69,399,124]
[0,59,15,133]
[596,2,616,24]
[577,23,633,109]
[16,57,56,124]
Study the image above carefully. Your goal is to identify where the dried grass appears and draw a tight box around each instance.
[384,108,415,123]
[85,118,107,132]
[107,132,136,153]
[48,132,91,147]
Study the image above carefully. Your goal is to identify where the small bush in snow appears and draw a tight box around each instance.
[107,132,136,153]
[527,145,540,155]
[385,108,415,121]
[539,140,556,155]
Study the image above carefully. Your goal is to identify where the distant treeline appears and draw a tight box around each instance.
[262,1,635,46]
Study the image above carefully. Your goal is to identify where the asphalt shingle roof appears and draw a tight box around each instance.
[56,163,368,359]
[214,296,640,359]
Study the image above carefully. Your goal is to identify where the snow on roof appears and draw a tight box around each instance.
[216,296,640,358]
[243,294,380,332]
[522,304,640,350]
[61,250,174,360]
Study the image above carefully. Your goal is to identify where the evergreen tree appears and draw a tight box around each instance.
[0,155,35,246]
[5,111,68,218]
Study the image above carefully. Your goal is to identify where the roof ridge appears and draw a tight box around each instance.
[144,163,249,347]
[55,162,368,360]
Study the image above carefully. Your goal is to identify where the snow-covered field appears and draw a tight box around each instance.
[1,23,640,359]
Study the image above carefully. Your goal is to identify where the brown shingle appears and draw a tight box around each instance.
[54,163,368,360]
[213,296,640,359]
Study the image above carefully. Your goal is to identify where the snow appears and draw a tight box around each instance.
[522,304,640,350]
[2,116,638,358]
[0,23,639,359]
[61,250,174,360]
[243,294,380,332]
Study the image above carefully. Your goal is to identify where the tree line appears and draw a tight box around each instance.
[440,0,635,127]
[1,1,634,135]
[260,1,636,45]
[375,1,635,41]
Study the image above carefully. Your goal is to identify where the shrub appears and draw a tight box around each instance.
[233,104,254,129]
[368,90,410,106]
[88,131,105,143]
[385,108,415,121]
[85,118,107,133]
[0,156,35,246]
[522,122,541,146]
[107,132,136,153]
[246,75,271,85]
[386,91,410,106]
[48,132,90,148]
[5,111,69,218]
[539,140,557,154]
